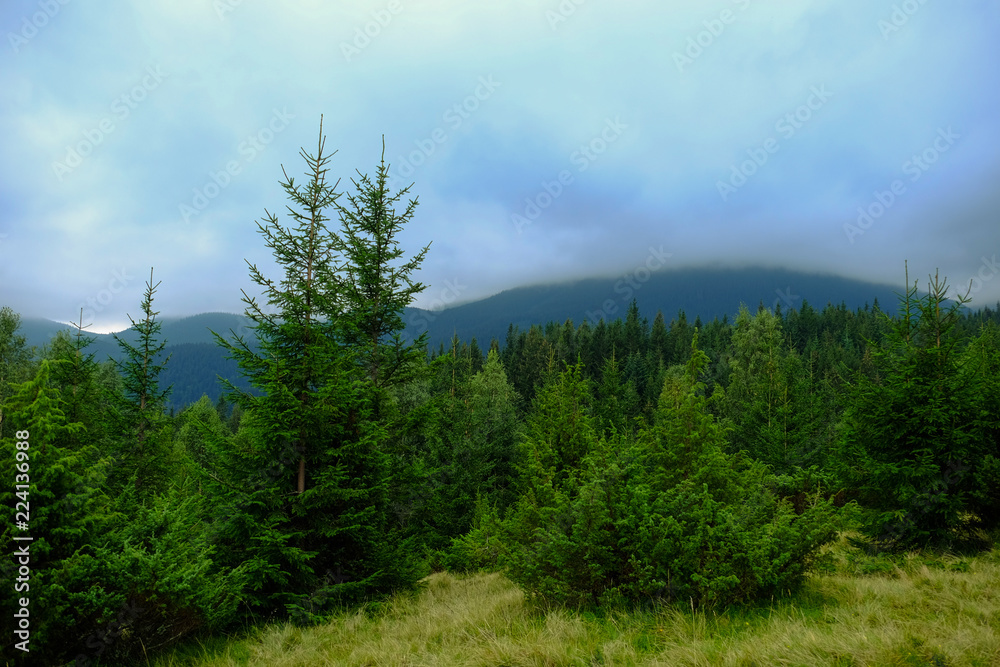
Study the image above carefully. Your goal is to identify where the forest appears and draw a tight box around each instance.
[2,127,999,666]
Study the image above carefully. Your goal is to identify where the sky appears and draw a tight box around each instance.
[2,0,999,333]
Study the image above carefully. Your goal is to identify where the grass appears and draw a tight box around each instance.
[150,535,1000,667]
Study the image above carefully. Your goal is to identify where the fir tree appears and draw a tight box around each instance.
[0,306,33,438]
[724,305,823,473]
[333,137,430,392]
[44,311,117,458]
[498,336,839,608]
[0,361,111,664]
[111,268,172,497]
[838,267,999,550]
[204,119,421,618]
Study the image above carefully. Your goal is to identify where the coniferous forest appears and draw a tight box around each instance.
[3,126,1000,665]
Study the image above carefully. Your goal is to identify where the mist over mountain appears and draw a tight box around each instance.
[16,267,925,410]
[19,312,255,411]
[401,266,910,350]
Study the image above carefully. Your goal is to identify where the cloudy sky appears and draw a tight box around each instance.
[2,0,998,332]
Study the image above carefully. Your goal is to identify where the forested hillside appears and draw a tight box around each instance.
[19,268,915,411]
[2,126,998,665]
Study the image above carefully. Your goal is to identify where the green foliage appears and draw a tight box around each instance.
[43,324,118,458]
[201,120,423,621]
[88,479,247,664]
[837,269,1000,551]
[388,349,521,554]
[111,268,174,498]
[723,306,826,473]
[453,350,522,514]
[0,361,112,664]
[333,139,430,392]
[443,494,507,572]
[500,337,840,609]
[0,305,34,439]
[519,360,598,487]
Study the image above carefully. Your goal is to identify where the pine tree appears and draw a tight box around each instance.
[0,361,111,664]
[203,119,421,618]
[419,350,522,547]
[333,138,430,392]
[499,336,839,608]
[44,311,117,458]
[650,311,669,364]
[838,268,998,550]
[724,306,822,473]
[0,306,33,439]
[596,353,626,436]
[668,310,692,362]
[111,269,173,497]
[462,350,521,510]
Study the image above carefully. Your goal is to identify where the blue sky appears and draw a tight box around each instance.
[2,0,998,332]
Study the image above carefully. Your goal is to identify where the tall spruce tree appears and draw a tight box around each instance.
[333,139,430,393]
[111,269,172,498]
[204,119,421,618]
[838,267,999,550]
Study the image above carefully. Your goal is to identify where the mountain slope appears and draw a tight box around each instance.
[401,267,905,349]
[15,268,908,409]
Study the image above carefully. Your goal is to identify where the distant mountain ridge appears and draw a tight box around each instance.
[18,312,256,411]
[400,267,906,350]
[15,267,909,409]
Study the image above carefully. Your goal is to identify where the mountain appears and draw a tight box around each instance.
[15,268,907,410]
[19,313,256,412]
[400,267,906,350]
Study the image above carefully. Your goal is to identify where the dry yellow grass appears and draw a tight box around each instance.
[153,539,1000,667]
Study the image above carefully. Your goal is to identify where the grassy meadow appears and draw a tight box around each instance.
[149,534,1000,667]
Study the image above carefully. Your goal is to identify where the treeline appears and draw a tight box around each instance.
[2,123,999,665]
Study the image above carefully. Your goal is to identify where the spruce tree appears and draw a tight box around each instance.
[838,268,998,550]
[0,361,111,664]
[333,138,430,392]
[499,336,839,608]
[0,306,33,438]
[204,119,421,618]
[111,269,172,497]
[724,305,823,473]
[44,311,117,458]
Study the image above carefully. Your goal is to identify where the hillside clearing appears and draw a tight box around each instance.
[154,538,1000,667]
